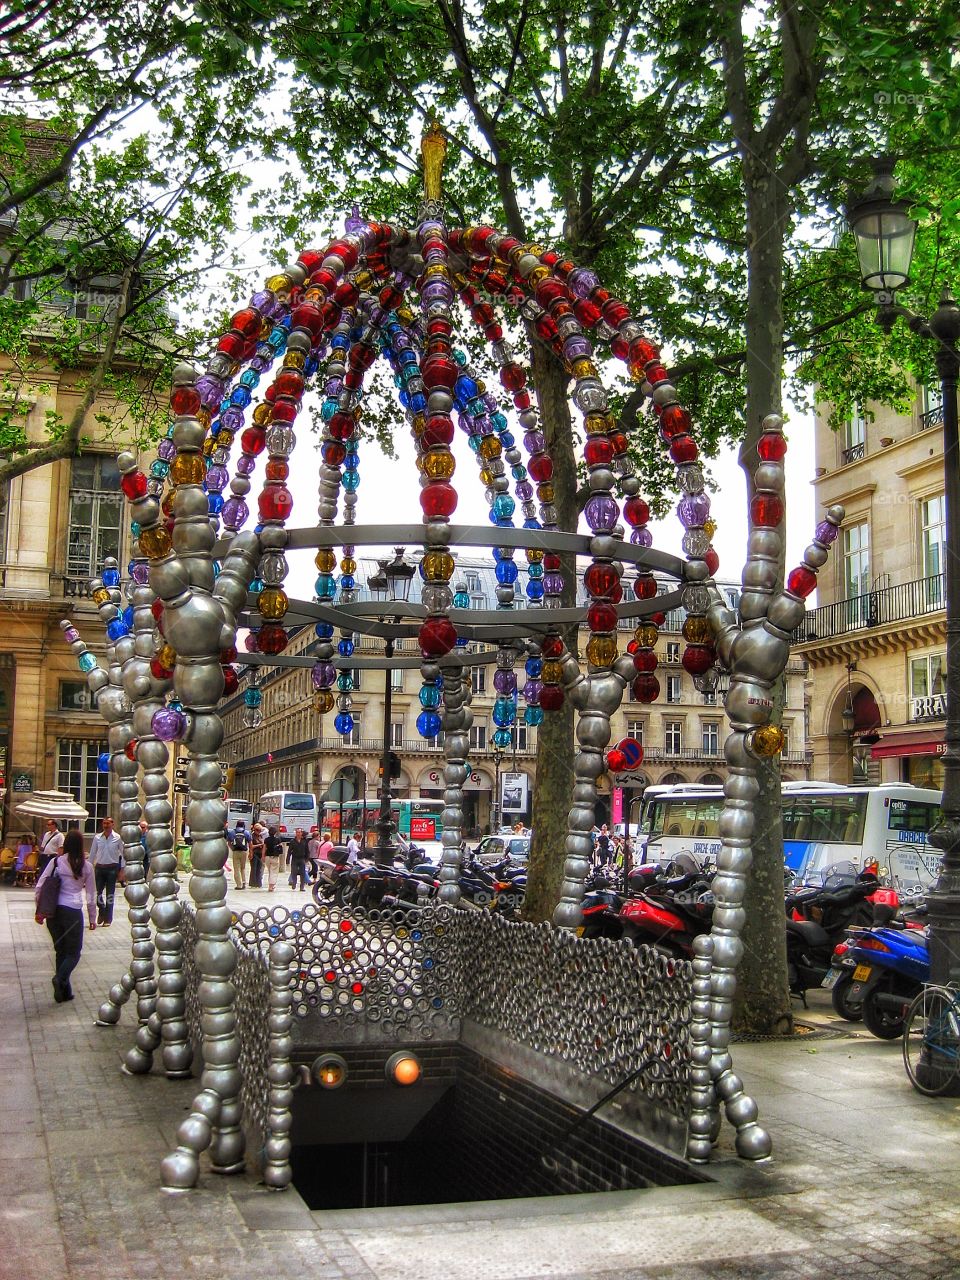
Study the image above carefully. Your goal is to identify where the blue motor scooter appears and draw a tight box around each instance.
[844,925,929,1040]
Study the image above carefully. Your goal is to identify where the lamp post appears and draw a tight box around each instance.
[368,548,416,868]
[492,744,505,833]
[847,159,960,985]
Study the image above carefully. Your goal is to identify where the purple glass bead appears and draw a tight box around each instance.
[326,377,343,396]
[677,493,711,528]
[236,455,256,476]
[131,562,150,585]
[157,437,176,462]
[543,573,564,594]
[249,355,270,373]
[630,527,654,547]
[195,374,226,408]
[568,267,600,299]
[250,289,276,314]
[815,520,839,545]
[563,336,593,362]
[584,493,619,532]
[220,406,245,432]
[524,431,546,454]
[221,497,249,530]
[523,678,543,705]
[477,418,495,436]
[63,627,80,645]
[515,481,534,500]
[205,464,228,492]
[152,706,186,742]
[311,661,337,689]
[493,668,518,695]
[421,279,453,304]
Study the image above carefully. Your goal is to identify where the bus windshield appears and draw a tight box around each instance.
[284,794,316,810]
[782,795,867,844]
[647,798,724,840]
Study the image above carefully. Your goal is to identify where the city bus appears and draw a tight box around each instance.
[225,797,254,831]
[636,781,942,894]
[256,790,319,836]
[321,798,444,849]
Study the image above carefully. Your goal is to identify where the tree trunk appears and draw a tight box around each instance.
[523,340,579,922]
[731,155,794,1034]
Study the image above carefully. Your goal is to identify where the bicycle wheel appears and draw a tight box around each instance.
[902,987,960,1097]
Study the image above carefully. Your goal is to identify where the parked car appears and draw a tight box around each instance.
[474,834,531,867]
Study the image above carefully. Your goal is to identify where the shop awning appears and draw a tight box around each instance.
[871,731,945,760]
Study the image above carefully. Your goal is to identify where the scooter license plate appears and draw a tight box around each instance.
[853,963,873,981]
[821,968,842,990]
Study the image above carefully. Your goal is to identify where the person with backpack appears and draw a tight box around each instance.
[286,828,310,892]
[263,826,285,892]
[34,829,96,1003]
[229,820,251,890]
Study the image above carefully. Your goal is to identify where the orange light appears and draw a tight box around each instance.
[386,1051,422,1086]
[312,1053,348,1089]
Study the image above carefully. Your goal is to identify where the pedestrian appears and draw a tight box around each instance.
[138,819,150,878]
[249,823,265,888]
[307,825,321,882]
[595,823,612,868]
[38,819,64,874]
[286,828,310,891]
[263,825,284,892]
[346,831,361,865]
[316,830,335,867]
[90,815,124,926]
[229,820,250,890]
[34,828,96,1003]
[15,831,38,874]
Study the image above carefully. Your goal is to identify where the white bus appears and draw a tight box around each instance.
[256,790,319,836]
[225,797,255,831]
[637,781,942,894]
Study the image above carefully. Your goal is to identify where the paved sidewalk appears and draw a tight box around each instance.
[2,881,959,1280]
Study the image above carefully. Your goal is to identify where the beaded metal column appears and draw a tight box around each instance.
[263,939,296,1189]
[687,934,717,1162]
[437,653,471,904]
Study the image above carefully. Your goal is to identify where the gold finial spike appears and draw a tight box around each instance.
[421,121,447,204]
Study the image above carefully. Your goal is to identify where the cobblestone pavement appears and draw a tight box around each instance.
[2,881,959,1280]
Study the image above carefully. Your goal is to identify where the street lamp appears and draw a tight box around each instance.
[847,159,960,985]
[368,548,416,867]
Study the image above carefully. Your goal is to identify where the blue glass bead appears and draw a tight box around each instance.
[101,567,121,587]
[525,657,543,677]
[229,386,251,408]
[419,685,441,708]
[338,639,355,657]
[243,688,262,707]
[334,712,354,736]
[249,578,264,594]
[493,697,517,727]
[526,580,545,600]
[332,333,350,349]
[468,396,486,416]
[495,560,518,584]
[106,619,128,641]
[78,652,97,673]
[491,412,508,432]
[493,494,515,520]
[336,674,354,692]
[268,326,287,347]
[339,574,355,590]
[399,348,417,365]
[398,389,410,409]
[492,728,513,748]
[393,373,404,389]
[409,392,427,413]
[240,369,260,388]
[150,460,170,479]
[122,606,134,628]
[343,470,360,492]
[453,592,470,609]
[208,493,224,515]
[417,710,442,738]
[453,348,468,366]
[314,573,336,597]
[527,562,544,579]
[468,435,481,453]
[455,636,470,647]
[130,521,141,538]
[344,452,360,470]
[279,314,292,329]
[500,430,515,448]
[321,399,337,420]
[524,518,540,529]
[213,560,222,578]
[525,706,544,727]
[315,623,334,639]
[97,751,111,772]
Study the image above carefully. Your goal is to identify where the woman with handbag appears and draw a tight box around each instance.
[34,829,96,1003]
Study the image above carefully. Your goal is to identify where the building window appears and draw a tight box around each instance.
[345,667,361,692]
[59,679,92,712]
[665,642,680,664]
[701,722,720,755]
[344,714,362,746]
[842,409,866,462]
[515,723,529,751]
[910,653,946,720]
[921,494,946,606]
[390,667,403,691]
[842,521,870,599]
[782,724,791,757]
[56,738,109,832]
[0,481,8,563]
[664,721,683,754]
[471,666,487,695]
[702,687,717,706]
[921,385,943,427]
[67,454,123,579]
[469,723,487,751]
[390,721,404,748]
[465,571,480,592]
[666,674,682,704]
[626,720,644,744]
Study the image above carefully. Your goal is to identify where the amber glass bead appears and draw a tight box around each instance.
[526,548,544,563]
[283,350,306,370]
[570,358,597,380]
[215,430,233,448]
[537,483,555,503]
[265,274,291,292]
[751,725,784,757]
[634,624,659,648]
[704,517,718,539]
[584,412,609,435]
[139,526,172,558]
[479,467,494,485]
[541,660,564,684]
[315,549,336,572]
[527,265,549,284]
[477,436,501,460]
[682,616,713,644]
[586,635,618,666]
[197,408,212,429]
[313,690,335,714]
[158,643,177,669]
[91,587,110,606]
[253,403,273,426]
[422,550,455,581]
[170,454,205,486]
[340,556,357,574]
[422,449,456,480]
[258,587,289,620]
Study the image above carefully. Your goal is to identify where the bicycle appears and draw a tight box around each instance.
[902,983,960,1096]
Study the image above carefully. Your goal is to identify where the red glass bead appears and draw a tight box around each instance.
[650,610,665,625]
[584,437,614,467]
[751,494,784,527]
[628,337,659,368]
[421,354,459,390]
[631,674,660,703]
[633,573,657,600]
[787,565,818,598]
[329,412,355,441]
[645,363,668,385]
[322,441,346,466]
[541,250,560,267]
[528,454,554,483]
[603,304,630,331]
[220,645,238,664]
[540,685,564,711]
[573,299,601,328]
[258,485,294,522]
[348,343,376,373]
[150,599,164,621]
[587,602,618,632]
[421,416,455,448]
[244,632,260,652]
[623,496,650,527]
[161,492,175,516]
[150,657,172,680]
[499,364,527,394]
[271,398,298,423]
[265,459,289,481]
[704,548,720,575]
[291,301,325,337]
[420,481,458,519]
[217,332,245,359]
[513,390,531,410]
[606,748,626,773]
[669,435,698,464]
[419,616,458,657]
[296,249,325,272]
[170,385,201,416]
[544,554,561,571]
[534,315,559,343]
[221,666,239,697]
[633,649,658,673]
[682,645,715,675]
[334,281,359,307]
[124,739,138,761]
[121,471,148,500]
[257,625,289,655]
[608,432,629,456]
[274,370,305,399]
[427,317,453,338]
[241,427,266,456]
[610,334,629,360]
[583,562,621,599]
[230,308,261,338]
[310,267,337,294]
[534,279,567,309]
[327,240,359,270]
[757,432,788,462]
[659,405,692,439]
[541,635,564,658]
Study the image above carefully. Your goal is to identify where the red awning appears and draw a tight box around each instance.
[871,731,945,759]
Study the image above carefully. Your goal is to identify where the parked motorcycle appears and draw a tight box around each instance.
[824,892,926,1020]
[785,869,885,1004]
[839,925,930,1039]
[618,869,715,957]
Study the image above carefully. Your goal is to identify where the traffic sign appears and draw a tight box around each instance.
[617,771,648,788]
[325,778,354,803]
[174,768,188,782]
[173,782,190,795]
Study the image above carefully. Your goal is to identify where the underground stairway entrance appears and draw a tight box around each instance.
[290,1044,706,1210]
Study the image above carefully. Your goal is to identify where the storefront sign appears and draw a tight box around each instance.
[501,771,529,814]
[12,771,33,793]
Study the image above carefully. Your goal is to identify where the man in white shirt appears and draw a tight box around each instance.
[346,833,361,864]
[39,820,64,873]
[90,816,124,925]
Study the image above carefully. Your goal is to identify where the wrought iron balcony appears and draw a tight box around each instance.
[918,404,944,431]
[841,441,865,464]
[794,573,945,644]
